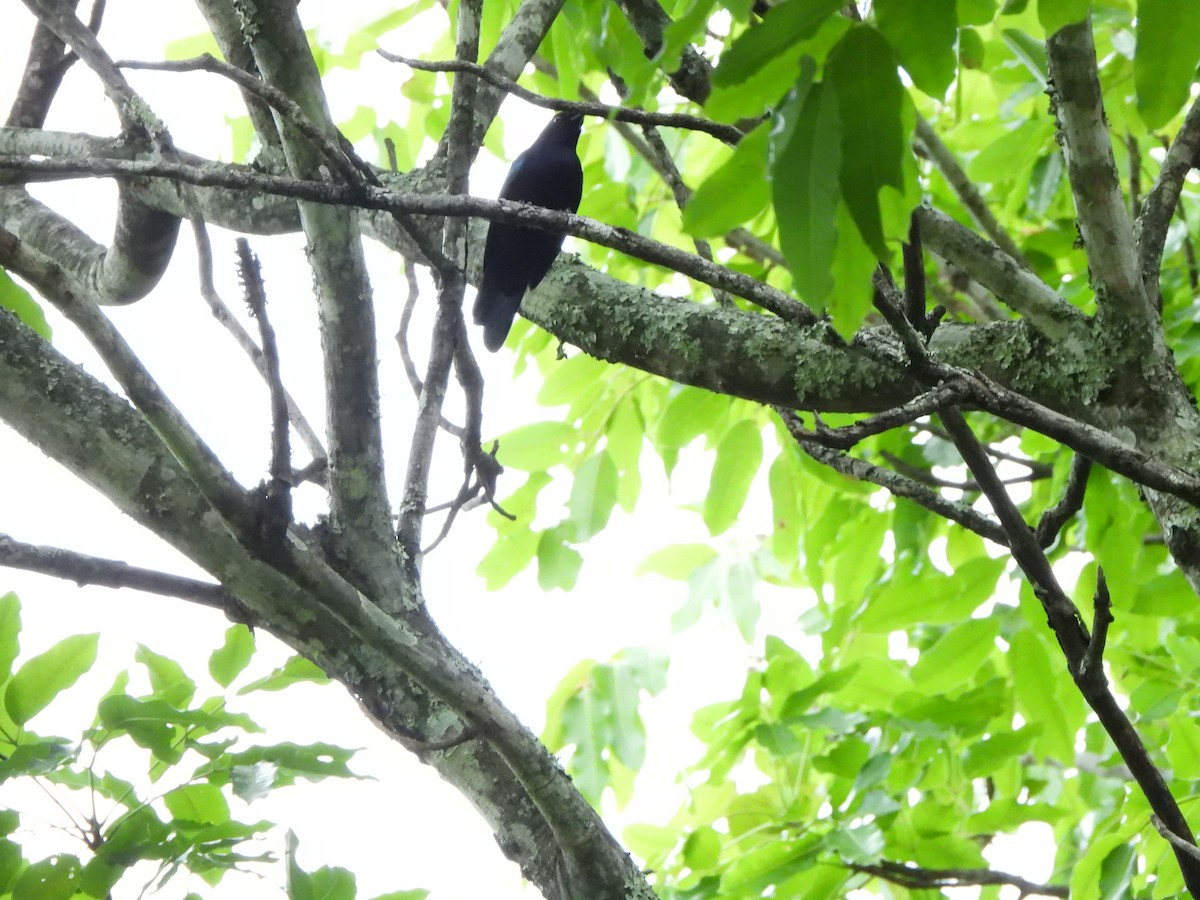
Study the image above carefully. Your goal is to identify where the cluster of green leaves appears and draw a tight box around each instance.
[463,0,1200,893]
[542,649,669,806]
[617,445,1199,899]
[0,591,423,900]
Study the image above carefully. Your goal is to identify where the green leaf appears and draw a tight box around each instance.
[826,25,906,258]
[828,200,879,335]
[567,452,619,541]
[0,838,23,893]
[136,644,196,708]
[0,270,50,340]
[0,593,22,683]
[957,0,997,25]
[1010,629,1075,760]
[225,742,360,785]
[958,26,985,68]
[703,420,763,536]
[237,655,328,694]
[6,633,99,726]
[494,421,578,472]
[910,618,1000,692]
[683,826,722,871]
[772,71,841,305]
[713,0,844,86]
[656,386,727,449]
[1037,0,1089,37]
[683,124,771,237]
[307,866,356,900]
[209,625,256,689]
[1071,834,1125,900]
[164,784,231,825]
[537,529,583,591]
[1000,28,1048,84]
[368,892,430,900]
[1167,715,1200,779]
[858,556,1005,631]
[286,830,313,900]
[80,857,125,898]
[13,855,80,900]
[163,32,222,60]
[0,739,73,783]
[1134,0,1200,129]
[637,543,718,580]
[876,0,958,96]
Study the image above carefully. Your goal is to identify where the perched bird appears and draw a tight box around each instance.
[473,112,584,352]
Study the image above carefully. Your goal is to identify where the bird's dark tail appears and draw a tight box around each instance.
[473,287,523,352]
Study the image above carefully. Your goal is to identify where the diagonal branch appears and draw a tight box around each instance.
[1137,94,1200,298]
[914,117,1031,270]
[777,409,1009,546]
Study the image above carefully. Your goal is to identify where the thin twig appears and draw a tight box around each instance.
[396,260,464,439]
[1035,454,1091,547]
[777,409,1009,546]
[847,859,1068,898]
[190,218,327,465]
[787,381,970,450]
[1079,568,1111,684]
[238,238,292,548]
[378,51,742,145]
[396,0,481,560]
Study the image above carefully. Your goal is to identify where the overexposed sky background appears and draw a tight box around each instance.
[0,3,815,897]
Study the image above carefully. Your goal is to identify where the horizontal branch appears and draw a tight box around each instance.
[0,533,233,612]
[848,859,1068,898]
[0,150,813,322]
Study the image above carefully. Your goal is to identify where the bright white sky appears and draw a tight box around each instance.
[0,3,812,898]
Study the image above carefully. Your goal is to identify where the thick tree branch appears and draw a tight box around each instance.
[464,0,568,147]
[915,206,1080,335]
[6,5,77,129]
[1046,19,1156,331]
[237,0,402,603]
[0,305,652,900]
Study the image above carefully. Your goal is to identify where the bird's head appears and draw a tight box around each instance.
[548,111,585,139]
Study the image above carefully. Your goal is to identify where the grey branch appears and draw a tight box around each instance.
[1137,94,1200,299]
[0,150,813,322]
[915,206,1080,336]
[0,534,233,612]
[1046,20,1155,329]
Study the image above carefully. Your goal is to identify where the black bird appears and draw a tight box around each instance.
[473,112,584,352]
